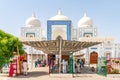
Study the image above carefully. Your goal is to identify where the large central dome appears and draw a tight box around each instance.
[49,10,69,20]
[26,13,41,27]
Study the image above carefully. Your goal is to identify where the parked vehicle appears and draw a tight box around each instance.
[1,64,9,73]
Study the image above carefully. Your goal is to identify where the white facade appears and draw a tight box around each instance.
[20,10,120,68]
[73,13,120,59]
[21,13,46,40]
[21,13,47,69]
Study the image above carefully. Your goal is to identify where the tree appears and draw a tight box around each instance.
[0,29,24,70]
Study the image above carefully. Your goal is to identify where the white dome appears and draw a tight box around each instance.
[26,13,41,27]
[49,10,69,20]
[78,13,93,27]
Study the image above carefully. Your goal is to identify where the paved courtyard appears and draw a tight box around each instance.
[0,67,120,80]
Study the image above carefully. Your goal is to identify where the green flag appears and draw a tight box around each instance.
[70,52,73,74]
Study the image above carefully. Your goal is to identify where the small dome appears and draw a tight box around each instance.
[49,9,69,20]
[78,13,93,27]
[26,13,41,27]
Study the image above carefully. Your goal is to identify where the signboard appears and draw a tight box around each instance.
[96,57,107,76]
[70,53,73,74]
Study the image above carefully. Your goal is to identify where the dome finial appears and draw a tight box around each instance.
[84,12,87,17]
[32,12,36,18]
[58,8,62,15]
[49,9,69,20]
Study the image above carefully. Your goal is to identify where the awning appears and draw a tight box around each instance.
[74,54,85,57]
[19,37,101,55]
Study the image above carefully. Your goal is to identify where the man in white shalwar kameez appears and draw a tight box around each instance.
[62,59,66,73]
[23,60,28,76]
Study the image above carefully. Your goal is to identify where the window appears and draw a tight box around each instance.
[26,33,35,37]
[84,33,93,37]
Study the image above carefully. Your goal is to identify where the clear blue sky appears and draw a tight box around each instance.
[0,0,120,43]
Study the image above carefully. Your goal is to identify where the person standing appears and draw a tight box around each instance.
[37,59,41,67]
[65,60,68,73]
[43,59,46,66]
[34,60,37,68]
[76,59,80,73]
[23,60,28,76]
[9,61,14,77]
[62,59,66,73]
[51,58,54,73]
[81,59,84,68]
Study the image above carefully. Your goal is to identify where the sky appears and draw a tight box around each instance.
[0,0,120,43]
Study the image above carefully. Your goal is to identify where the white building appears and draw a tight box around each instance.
[20,10,120,68]
[20,13,47,69]
[76,13,120,57]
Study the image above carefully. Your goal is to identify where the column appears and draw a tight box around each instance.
[59,37,62,73]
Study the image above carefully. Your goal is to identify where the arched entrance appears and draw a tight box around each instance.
[90,51,98,64]
[105,52,111,59]
[52,28,67,40]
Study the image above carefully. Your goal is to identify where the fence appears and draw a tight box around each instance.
[108,58,120,74]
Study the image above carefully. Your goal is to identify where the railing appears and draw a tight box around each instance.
[108,58,120,74]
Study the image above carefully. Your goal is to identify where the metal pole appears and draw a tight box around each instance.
[115,47,116,58]
[48,54,50,76]
[87,47,90,68]
[31,47,33,69]
[59,37,62,73]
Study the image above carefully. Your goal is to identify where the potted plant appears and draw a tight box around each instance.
[111,68,119,74]
[112,60,115,63]
[115,60,119,64]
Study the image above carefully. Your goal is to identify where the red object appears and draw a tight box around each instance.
[90,52,98,64]
[9,63,14,77]
[12,59,18,76]
[108,65,111,73]
[19,56,24,60]
[107,57,111,73]
[44,59,46,66]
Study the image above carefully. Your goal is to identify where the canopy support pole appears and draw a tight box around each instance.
[59,37,62,73]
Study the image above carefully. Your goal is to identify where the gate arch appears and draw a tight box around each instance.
[104,52,111,59]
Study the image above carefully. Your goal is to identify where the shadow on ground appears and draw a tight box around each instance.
[14,71,48,78]
[73,66,96,77]
[80,66,96,74]
[12,66,96,78]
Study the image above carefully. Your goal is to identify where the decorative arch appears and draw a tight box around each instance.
[90,51,98,64]
[104,51,111,59]
[52,28,66,40]
[47,21,71,40]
